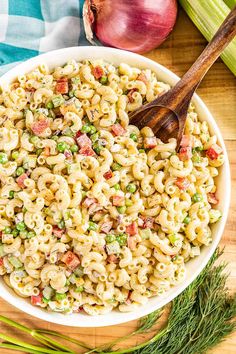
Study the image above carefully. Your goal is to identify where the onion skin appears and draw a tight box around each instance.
[85,0,178,53]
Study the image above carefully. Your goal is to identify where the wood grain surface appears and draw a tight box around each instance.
[0,8,235,354]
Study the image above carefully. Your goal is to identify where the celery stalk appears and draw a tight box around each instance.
[179,0,236,76]
[224,0,236,9]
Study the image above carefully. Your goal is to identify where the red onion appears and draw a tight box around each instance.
[83,0,178,53]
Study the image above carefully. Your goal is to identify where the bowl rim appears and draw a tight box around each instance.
[0,46,231,327]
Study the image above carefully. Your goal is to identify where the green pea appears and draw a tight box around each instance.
[81,191,87,199]
[130,133,138,142]
[29,136,39,145]
[55,293,67,301]
[90,133,99,143]
[139,149,145,153]
[16,221,26,231]
[192,155,201,163]
[42,296,50,304]
[20,230,28,239]
[58,220,65,229]
[0,152,8,164]
[125,199,133,207]
[89,125,97,135]
[46,101,54,109]
[27,231,36,238]
[100,76,108,85]
[183,216,191,224]
[111,162,122,171]
[196,146,203,151]
[12,151,19,160]
[88,221,97,231]
[12,229,19,237]
[126,183,137,194]
[116,233,128,246]
[57,142,67,152]
[81,125,91,134]
[117,206,126,214]
[105,234,116,243]
[36,148,43,156]
[51,135,59,141]
[9,190,15,199]
[75,286,84,293]
[93,143,102,155]
[16,167,25,176]
[68,90,75,98]
[113,184,120,191]
[192,193,203,203]
[4,227,12,234]
[70,144,79,153]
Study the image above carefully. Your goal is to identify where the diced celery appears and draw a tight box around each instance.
[168,234,179,245]
[0,244,5,257]
[209,209,222,223]
[224,0,236,9]
[52,95,65,107]
[179,0,236,76]
[139,228,152,240]
[43,286,54,299]
[73,265,84,277]
[8,256,22,268]
[106,241,121,255]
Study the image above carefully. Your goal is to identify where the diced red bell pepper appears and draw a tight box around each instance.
[207,193,219,204]
[206,144,222,160]
[175,177,190,190]
[79,145,95,156]
[179,147,192,161]
[56,78,69,94]
[112,196,125,206]
[31,293,43,306]
[0,231,2,239]
[107,254,119,264]
[52,226,65,238]
[127,88,137,103]
[92,65,104,79]
[100,221,113,234]
[61,251,80,270]
[126,222,138,236]
[75,130,82,139]
[0,257,3,266]
[144,137,157,149]
[137,72,148,85]
[111,123,126,136]
[103,170,113,180]
[31,119,49,135]
[180,135,192,148]
[16,173,28,189]
[76,133,92,148]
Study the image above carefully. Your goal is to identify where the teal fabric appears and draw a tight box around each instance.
[0,0,87,76]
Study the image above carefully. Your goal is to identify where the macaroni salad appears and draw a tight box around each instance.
[0,60,224,315]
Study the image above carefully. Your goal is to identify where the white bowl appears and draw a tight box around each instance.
[0,46,231,327]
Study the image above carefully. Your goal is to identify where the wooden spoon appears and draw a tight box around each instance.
[129,7,236,148]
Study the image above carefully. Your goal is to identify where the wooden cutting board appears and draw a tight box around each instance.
[0,8,235,354]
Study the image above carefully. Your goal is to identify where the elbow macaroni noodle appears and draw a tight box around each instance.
[0,59,224,315]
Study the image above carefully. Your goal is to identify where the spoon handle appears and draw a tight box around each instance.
[163,6,236,112]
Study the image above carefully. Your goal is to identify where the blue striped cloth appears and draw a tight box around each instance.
[0,0,88,76]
